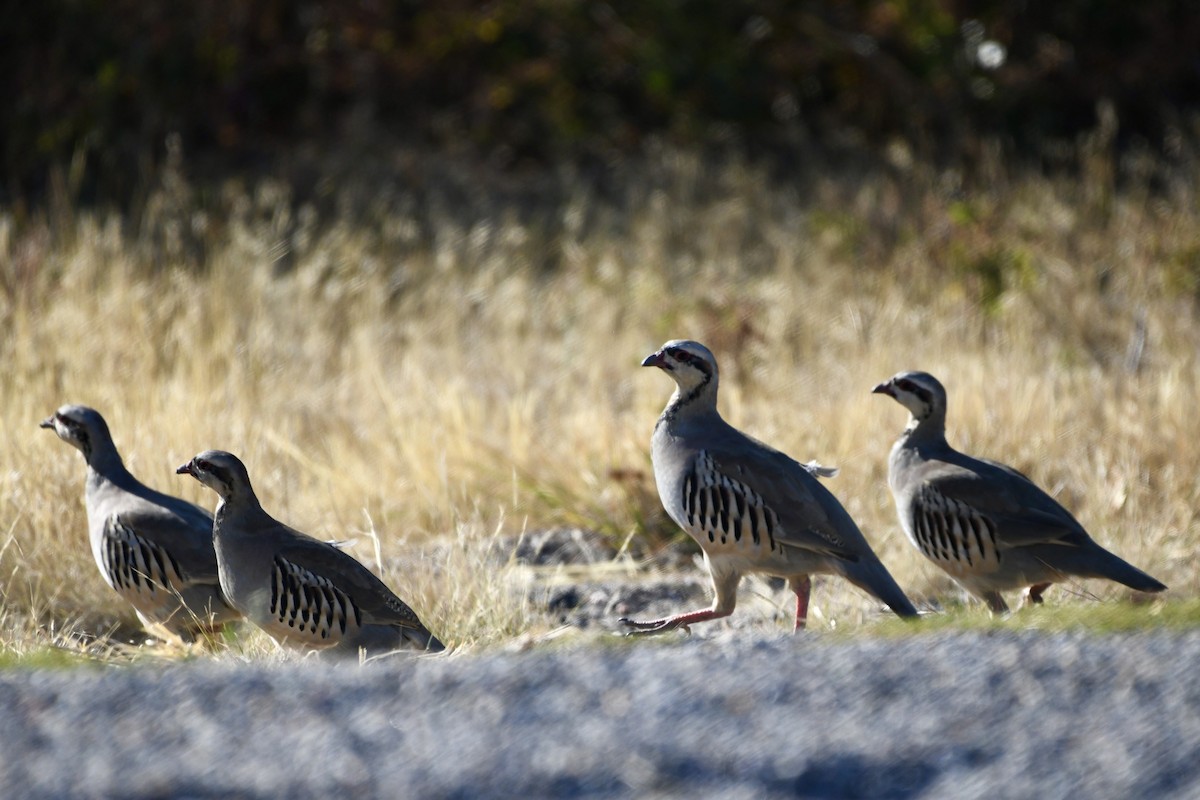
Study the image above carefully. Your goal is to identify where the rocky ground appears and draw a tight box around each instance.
[3,630,1199,798]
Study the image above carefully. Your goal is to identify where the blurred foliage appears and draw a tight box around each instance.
[3,0,1199,204]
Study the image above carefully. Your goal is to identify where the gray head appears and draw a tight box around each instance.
[40,404,117,463]
[872,371,947,426]
[642,339,720,410]
[176,449,255,502]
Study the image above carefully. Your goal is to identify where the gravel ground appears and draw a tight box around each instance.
[2,630,1199,799]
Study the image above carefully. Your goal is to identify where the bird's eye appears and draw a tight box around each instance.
[897,379,916,392]
[196,460,211,472]
[669,349,689,363]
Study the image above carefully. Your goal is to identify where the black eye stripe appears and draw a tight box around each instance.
[894,378,936,408]
[668,348,699,366]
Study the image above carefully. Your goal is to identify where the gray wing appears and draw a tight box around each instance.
[104,500,221,587]
[274,535,429,630]
[915,457,1088,550]
[101,517,192,595]
[697,438,868,561]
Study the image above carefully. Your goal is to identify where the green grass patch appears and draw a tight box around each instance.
[867,597,1200,638]
[0,646,104,670]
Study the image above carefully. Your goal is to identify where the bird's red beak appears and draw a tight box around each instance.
[642,351,667,369]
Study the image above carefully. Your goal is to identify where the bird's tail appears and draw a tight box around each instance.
[414,629,447,653]
[843,557,920,619]
[1053,543,1167,594]
[344,623,446,657]
[397,623,446,653]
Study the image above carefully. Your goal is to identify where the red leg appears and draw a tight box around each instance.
[621,563,740,636]
[620,608,733,635]
[790,575,812,632]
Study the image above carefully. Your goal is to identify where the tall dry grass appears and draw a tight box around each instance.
[2,144,1199,656]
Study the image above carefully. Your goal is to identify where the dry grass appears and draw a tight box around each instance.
[2,145,1199,661]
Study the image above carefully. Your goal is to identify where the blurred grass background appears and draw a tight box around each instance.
[2,2,1199,658]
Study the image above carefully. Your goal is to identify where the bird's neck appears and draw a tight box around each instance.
[901,411,947,448]
[660,380,719,428]
[85,447,139,494]
[214,492,266,530]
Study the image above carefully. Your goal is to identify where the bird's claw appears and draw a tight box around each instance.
[619,617,690,637]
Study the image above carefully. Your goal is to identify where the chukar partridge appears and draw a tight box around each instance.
[627,340,918,634]
[40,405,240,639]
[874,371,1167,612]
[176,450,443,656]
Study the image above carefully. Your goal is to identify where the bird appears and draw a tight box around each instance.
[176,449,444,657]
[873,370,1167,612]
[626,339,919,634]
[40,404,240,640]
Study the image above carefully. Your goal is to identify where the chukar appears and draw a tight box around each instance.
[874,371,1167,611]
[40,405,240,639]
[176,450,444,656]
[627,340,918,634]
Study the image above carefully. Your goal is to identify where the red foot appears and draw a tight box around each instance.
[619,608,731,636]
